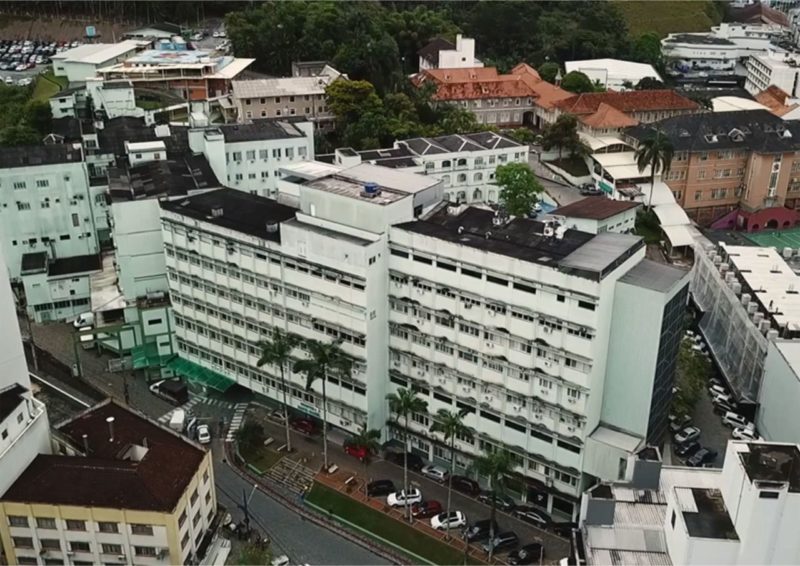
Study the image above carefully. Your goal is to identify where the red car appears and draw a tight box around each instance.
[344,443,368,461]
[290,418,318,435]
[412,500,443,519]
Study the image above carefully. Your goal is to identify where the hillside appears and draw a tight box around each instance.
[614,0,724,38]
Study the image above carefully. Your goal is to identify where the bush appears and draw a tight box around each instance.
[237,421,264,452]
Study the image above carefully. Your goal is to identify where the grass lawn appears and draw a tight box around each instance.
[613,0,721,37]
[32,70,67,102]
[546,156,589,177]
[306,483,481,565]
[239,442,284,473]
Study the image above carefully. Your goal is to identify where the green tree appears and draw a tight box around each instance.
[347,424,382,494]
[430,409,473,540]
[23,100,52,136]
[238,542,271,565]
[635,128,674,211]
[386,388,428,522]
[673,340,710,416]
[496,163,543,217]
[631,32,663,69]
[636,77,666,90]
[436,104,480,135]
[470,449,518,559]
[294,338,352,470]
[326,80,383,128]
[385,7,461,75]
[538,61,561,83]
[541,113,580,161]
[237,421,264,454]
[0,125,40,147]
[256,329,301,452]
[507,128,537,145]
[561,70,596,94]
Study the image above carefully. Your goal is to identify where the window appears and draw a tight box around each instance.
[298,147,307,158]
[36,517,57,529]
[13,181,26,190]
[70,541,91,552]
[66,519,86,531]
[670,510,676,528]
[8,516,28,527]
[16,201,30,211]
[36,179,49,188]
[259,149,269,160]
[134,546,157,557]
[40,538,61,550]
[272,148,282,159]
[101,543,122,554]
[190,489,199,506]
[98,521,118,533]
[17,558,38,565]
[130,523,154,536]
[246,150,256,160]
[13,537,34,548]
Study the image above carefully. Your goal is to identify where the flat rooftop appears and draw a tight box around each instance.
[108,153,219,201]
[618,258,689,293]
[160,188,297,242]
[303,163,440,205]
[680,488,739,540]
[552,197,639,220]
[219,119,306,143]
[51,40,146,64]
[125,48,216,65]
[0,144,83,169]
[49,254,102,277]
[0,384,27,423]
[738,442,800,492]
[663,33,736,46]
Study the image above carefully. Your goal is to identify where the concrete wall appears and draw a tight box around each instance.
[0,247,29,389]
[757,341,800,443]
[112,199,168,301]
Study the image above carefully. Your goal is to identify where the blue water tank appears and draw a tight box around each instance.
[364,182,379,194]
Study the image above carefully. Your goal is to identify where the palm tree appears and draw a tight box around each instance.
[470,449,518,560]
[293,338,352,470]
[348,424,382,495]
[635,128,674,211]
[256,329,300,452]
[386,387,428,522]
[430,409,473,539]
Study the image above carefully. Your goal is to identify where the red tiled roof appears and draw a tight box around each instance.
[580,102,639,129]
[555,90,699,114]
[2,400,205,512]
[553,197,640,220]
[756,85,799,117]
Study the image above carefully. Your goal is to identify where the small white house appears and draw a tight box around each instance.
[550,197,640,234]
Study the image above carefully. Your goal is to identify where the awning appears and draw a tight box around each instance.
[131,342,169,369]
[166,357,236,393]
[634,180,675,207]
[662,224,695,248]
[654,202,691,226]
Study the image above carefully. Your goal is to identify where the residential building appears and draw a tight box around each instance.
[161,173,689,518]
[550,198,640,234]
[758,340,800,442]
[0,399,217,566]
[20,253,100,323]
[746,48,800,97]
[414,64,573,128]
[51,40,150,84]
[574,441,800,565]
[662,23,787,77]
[230,66,344,126]
[418,35,483,72]
[317,131,529,204]
[49,87,85,120]
[0,145,105,282]
[691,242,797,407]
[564,59,661,91]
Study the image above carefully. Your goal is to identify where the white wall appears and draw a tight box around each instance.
[0,247,29,390]
[22,270,93,323]
[112,199,169,301]
[757,341,800,443]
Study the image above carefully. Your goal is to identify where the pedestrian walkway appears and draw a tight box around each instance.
[265,457,316,495]
[157,396,202,424]
[226,403,249,442]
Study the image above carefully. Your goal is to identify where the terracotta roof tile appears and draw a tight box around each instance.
[580,102,639,129]
[555,90,699,114]
[755,85,799,117]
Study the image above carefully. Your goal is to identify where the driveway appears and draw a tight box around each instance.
[527,150,584,208]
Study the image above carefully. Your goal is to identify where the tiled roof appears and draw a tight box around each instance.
[580,103,639,129]
[755,85,799,117]
[555,90,699,114]
[553,196,640,220]
[2,400,205,512]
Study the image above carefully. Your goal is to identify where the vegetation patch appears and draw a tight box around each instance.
[635,209,663,244]
[32,71,67,102]
[613,1,723,37]
[546,157,589,177]
[237,421,284,472]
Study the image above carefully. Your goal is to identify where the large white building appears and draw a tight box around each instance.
[51,40,149,84]
[417,34,483,72]
[746,48,800,96]
[757,340,800,442]
[575,441,800,565]
[564,59,661,91]
[160,163,689,518]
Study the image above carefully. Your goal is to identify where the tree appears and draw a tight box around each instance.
[470,449,518,560]
[294,338,352,470]
[635,128,674,211]
[0,125,40,147]
[560,70,596,94]
[507,128,537,145]
[672,340,710,417]
[430,409,473,540]
[636,77,666,90]
[237,421,264,454]
[23,100,52,136]
[630,32,663,70]
[386,388,428,522]
[256,329,301,452]
[538,61,560,84]
[348,424,382,495]
[326,80,383,129]
[541,114,580,162]
[496,162,544,217]
[436,104,480,135]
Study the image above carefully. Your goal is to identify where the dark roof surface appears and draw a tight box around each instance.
[160,188,297,242]
[664,33,735,46]
[109,153,219,201]
[626,109,800,153]
[2,400,205,512]
[397,206,595,267]
[683,488,739,540]
[418,37,456,66]
[97,117,189,158]
[0,384,27,423]
[553,197,639,220]
[401,132,520,156]
[0,144,83,168]
[618,258,688,293]
[739,443,800,492]
[49,86,83,99]
[48,254,102,276]
[49,117,84,141]
[219,119,305,143]
[20,252,48,274]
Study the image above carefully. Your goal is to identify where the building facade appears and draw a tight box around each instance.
[418,35,483,72]
[746,49,800,97]
[757,340,800,443]
[51,41,149,84]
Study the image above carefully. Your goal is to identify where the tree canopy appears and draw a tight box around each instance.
[496,163,543,217]
[0,85,52,147]
[560,71,597,94]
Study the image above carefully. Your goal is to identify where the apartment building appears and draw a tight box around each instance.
[574,441,800,565]
[758,340,800,442]
[319,131,528,204]
[418,34,483,72]
[0,400,217,566]
[160,166,689,518]
[746,49,800,97]
[414,64,573,128]
[230,66,344,127]
[625,109,800,227]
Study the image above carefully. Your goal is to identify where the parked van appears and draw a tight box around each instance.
[73,312,95,329]
[169,409,186,432]
[77,326,95,350]
[149,379,189,406]
[722,412,752,429]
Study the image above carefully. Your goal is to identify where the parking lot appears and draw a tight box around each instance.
[0,38,70,85]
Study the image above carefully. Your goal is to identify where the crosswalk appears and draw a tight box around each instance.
[157,396,202,424]
[225,403,248,443]
[156,393,237,424]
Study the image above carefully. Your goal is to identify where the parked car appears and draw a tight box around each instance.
[668,414,692,434]
[712,392,733,406]
[709,384,728,398]
[463,519,499,542]
[384,450,425,471]
[512,506,551,528]
[481,531,519,554]
[430,510,467,530]
[674,426,701,445]
[149,379,189,406]
[412,500,442,519]
[713,398,737,415]
[507,543,545,565]
[732,426,761,441]
[290,417,318,435]
[451,475,481,496]
[580,186,603,196]
[722,412,752,429]
[197,424,211,444]
[548,522,577,537]
[269,408,287,423]
[421,464,449,483]
[478,491,516,511]
[675,440,701,459]
[687,448,718,467]
[366,479,395,497]
[344,443,368,461]
[387,488,422,507]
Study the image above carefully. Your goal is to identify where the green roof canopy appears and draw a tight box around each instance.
[131,342,167,369]
[166,357,235,393]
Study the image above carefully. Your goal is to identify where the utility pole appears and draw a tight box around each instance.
[26,314,38,372]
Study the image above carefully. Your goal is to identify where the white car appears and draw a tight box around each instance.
[420,464,449,483]
[430,510,466,530]
[732,426,760,441]
[386,488,422,507]
[674,426,701,445]
[197,424,211,444]
[212,31,222,38]
[722,412,752,429]
[709,384,727,398]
